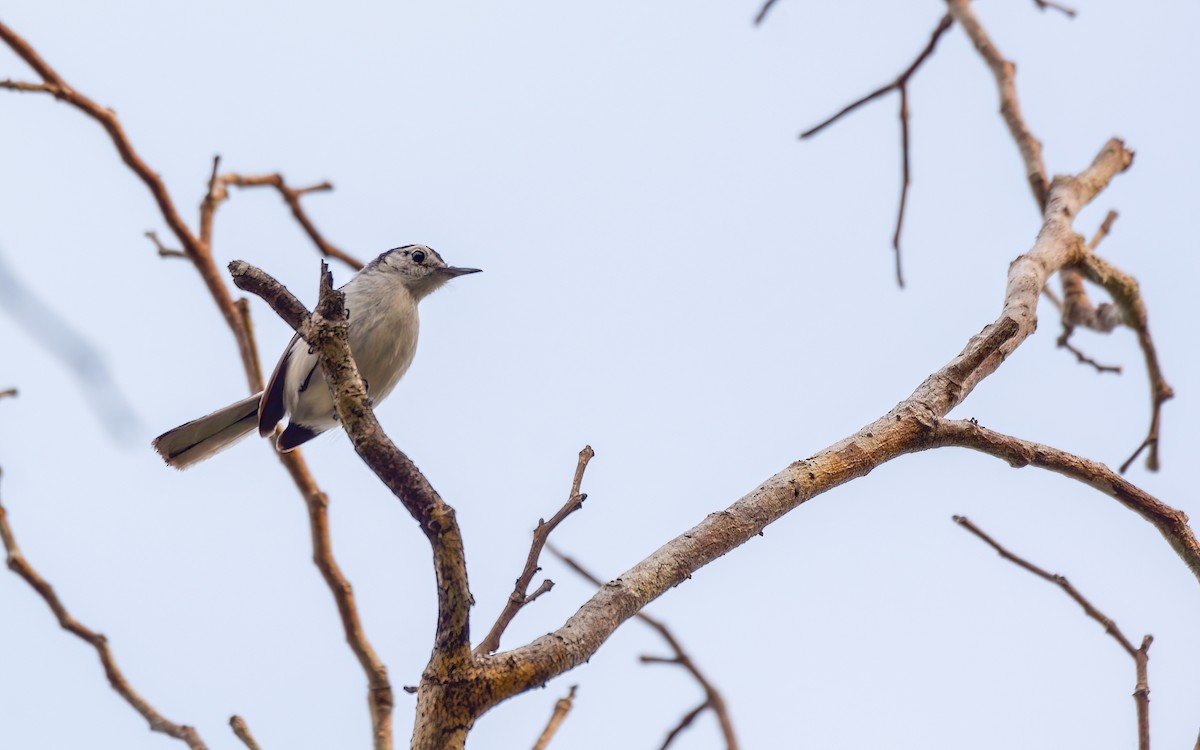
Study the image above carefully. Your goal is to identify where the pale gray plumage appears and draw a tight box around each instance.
[152,245,480,469]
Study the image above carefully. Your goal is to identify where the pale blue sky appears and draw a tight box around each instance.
[2,1,1198,748]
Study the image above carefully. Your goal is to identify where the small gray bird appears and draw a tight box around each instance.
[153,244,480,469]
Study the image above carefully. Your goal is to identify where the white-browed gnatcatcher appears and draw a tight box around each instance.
[153,244,480,469]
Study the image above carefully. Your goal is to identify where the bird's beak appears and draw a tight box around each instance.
[439,266,482,277]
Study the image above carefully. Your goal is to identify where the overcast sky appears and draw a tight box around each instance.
[2,1,1198,748]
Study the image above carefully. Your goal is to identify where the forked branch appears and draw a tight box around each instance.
[800,13,954,286]
[549,547,738,750]
[953,515,1151,750]
[476,446,595,655]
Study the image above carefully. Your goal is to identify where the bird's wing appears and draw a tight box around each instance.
[258,333,298,437]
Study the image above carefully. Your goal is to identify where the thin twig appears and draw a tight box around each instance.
[1056,327,1121,374]
[1,22,394,747]
[0,471,208,749]
[145,230,188,259]
[953,515,1150,750]
[548,547,739,750]
[229,716,262,750]
[1076,253,1174,473]
[947,0,1049,209]
[933,419,1200,582]
[476,446,595,655]
[800,13,953,287]
[0,388,16,400]
[1032,0,1077,18]
[753,0,782,25]
[530,685,577,750]
[222,173,364,269]
[659,702,710,750]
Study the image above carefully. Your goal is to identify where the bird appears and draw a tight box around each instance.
[153,244,480,469]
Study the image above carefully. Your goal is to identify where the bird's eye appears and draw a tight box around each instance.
[412,250,426,264]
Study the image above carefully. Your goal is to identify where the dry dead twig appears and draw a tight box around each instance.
[476,446,595,655]
[800,13,953,287]
[0,471,208,749]
[548,546,739,750]
[953,515,1151,750]
[0,21,394,748]
[530,685,577,750]
[229,716,263,750]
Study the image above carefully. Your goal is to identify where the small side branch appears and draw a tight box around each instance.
[530,685,577,750]
[0,472,208,749]
[1031,0,1077,18]
[145,230,188,259]
[1075,253,1174,473]
[947,0,1050,209]
[953,515,1150,750]
[800,13,954,286]
[229,716,263,750]
[753,0,782,25]
[222,173,364,269]
[476,446,595,655]
[549,547,738,750]
[931,419,1200,583]
[0,387,16,399]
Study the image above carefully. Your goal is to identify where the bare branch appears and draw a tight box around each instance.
[1056,327,1121,374]
[953,515,1150,750]
[946,0,1049,209]
[0,471,207,749]
[934,420,1200,580]
[549,547,739,750]
[800,13,953,285]
[753,0,782,26]
[476,446,595,655]
[0,20,259,389]
[222,173,364,269]
[660,702,709,750]
[953,515,1139,655]
[145,230,188,259]
[530,685,577,750]
[229,716,263,750]
[0,388,16,400]
[1032,0,1077,18]
[1075,252,1174,473]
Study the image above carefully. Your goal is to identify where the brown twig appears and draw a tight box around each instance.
[800,13,953,287]
[530,685,577,750]
[1075,251,1174,473]
[222,173,364,269]
[1056,327,1121,374]
[0,470,208,749]
[548,547,738,750]
[933,419,1200,582]
[1,22,394,747]
[0,20,258,389]
[229,716,262,750]
[1032,0,1077,18]
[476,446,595,655]
[953,515,1150,750]
[947,0,1049,209]
[144,230,188,259]
[0,388,16,400]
